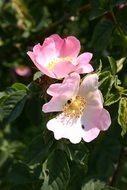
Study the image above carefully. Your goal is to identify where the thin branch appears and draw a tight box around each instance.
[110,136,127,187]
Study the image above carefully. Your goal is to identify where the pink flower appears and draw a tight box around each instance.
[15,65,31,77]
[42,73,111,144]
[27,34,93,79]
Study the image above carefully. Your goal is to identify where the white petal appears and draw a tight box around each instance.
[47,114,83,144]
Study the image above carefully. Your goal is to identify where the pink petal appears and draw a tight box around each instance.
[43,34,80,58]
[97,108,111,131]
[83,90,103,108]
[35,43,56,66]
[42,96,67,113]
[28,43,58,76]
[47,72,80,98]
[60,36,80,58]
[32,43,55,67]
[27,51,36,63]
[81,106,111,132]
[27,51,55,78]
[75,53,93,74]
[76,64,94,74]
[53,61,76,78]
[76,52,93,65]
[43,34,63,57]
[79,73,99,96]
[82,127,100,142]
[47,114,83,144]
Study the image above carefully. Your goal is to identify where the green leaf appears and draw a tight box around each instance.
[82,179,105,190]
[25,134,53,165]
[12,83,28,91]
[67,143,89,167]
[116,57,126,73]
[105,93,120,106]
[82,179,119,190]
[0,150,9,168]
[0,92,6,99]
[118,97,127,136]
[33,71,43,81]
[99,71,114,98]
[0,91,27,123]
[41,150,70,190]
[90,19,114,52]
[7,162,33,185]
[107,56,117,76]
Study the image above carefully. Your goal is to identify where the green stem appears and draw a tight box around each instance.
[110,136,127,187]
[110,147,125,186]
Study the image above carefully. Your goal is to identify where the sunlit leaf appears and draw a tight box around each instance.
[99,71,114,98]
[33,71,43,81]
[82,179,105,190]
[108,56,117,76]
[82,179,119,190]
[116,57,126,73]
[12,83,28,91]
[105,93,120,106]
[118,97,127,136]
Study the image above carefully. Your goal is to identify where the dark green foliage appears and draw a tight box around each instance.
[41,150,70,190]
[1,0,127,190]
[90,19,114,53]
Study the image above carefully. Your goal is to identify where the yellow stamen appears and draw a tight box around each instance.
[47,57,72,70]
[63,96,86,118]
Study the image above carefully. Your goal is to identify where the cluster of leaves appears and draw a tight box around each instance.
[1,0,127,189]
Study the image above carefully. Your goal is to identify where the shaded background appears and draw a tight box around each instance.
[0,0,127,190]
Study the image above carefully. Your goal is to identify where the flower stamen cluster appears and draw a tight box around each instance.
[63,96,86,118]
[47,57,72,70]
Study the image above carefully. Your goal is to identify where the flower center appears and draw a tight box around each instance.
[63,96,86,118]
[47,56,72,70]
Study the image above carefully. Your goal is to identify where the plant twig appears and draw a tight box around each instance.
[110,138,127,187]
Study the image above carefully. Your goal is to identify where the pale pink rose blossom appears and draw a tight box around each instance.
[42,73,111,144]
[27,34,93,79]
